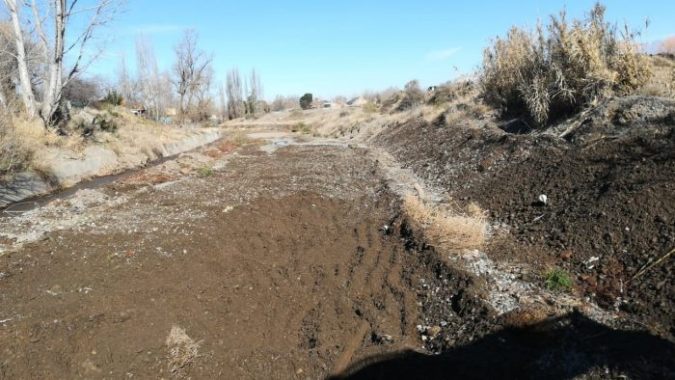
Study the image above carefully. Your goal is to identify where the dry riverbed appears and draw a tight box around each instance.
[0,130,672,379]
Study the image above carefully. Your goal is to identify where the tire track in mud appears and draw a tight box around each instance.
[0,141,439,379]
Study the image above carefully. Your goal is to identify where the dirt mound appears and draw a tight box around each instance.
[374,96,675,338]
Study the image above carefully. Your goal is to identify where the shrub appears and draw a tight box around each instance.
[291,122,311,134]
[74,112,119,137]
[396,80,425,111]
[63,77,103,107]
[197,166,214,177]
[427,80,475,106]
[363,102,379,113]
[0,116,31,176]
[480,3,651,126]
[299,93,313,110]
[102,90,124,106]
[544,268,573,292]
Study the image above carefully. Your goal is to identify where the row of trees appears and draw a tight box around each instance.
[223,68,265,119]
[115,31,215,123]
[0,0,307,129]
[92,32,269,122]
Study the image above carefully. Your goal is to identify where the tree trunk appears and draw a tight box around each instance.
[0,88,6,109]
[5,0,37,118]
[41,0,67,126]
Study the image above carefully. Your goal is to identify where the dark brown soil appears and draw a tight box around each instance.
[375,96,675,339]
[0,142,493,379]
[1,129,673,378]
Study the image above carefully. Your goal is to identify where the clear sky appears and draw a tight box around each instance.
[81,0,674,99]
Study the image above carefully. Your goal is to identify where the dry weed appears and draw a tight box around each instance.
[0,115,32,176]
[402,194,488,251]
[480,3,651,126]
[166,326,201,377]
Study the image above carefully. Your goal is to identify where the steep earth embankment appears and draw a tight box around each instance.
[373,96,675,339]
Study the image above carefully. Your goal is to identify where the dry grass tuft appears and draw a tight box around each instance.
[402,194,488,251]
[0,115,32,177]
[480,3,651,126]
[501,307,552,328]
[166,326,201,378]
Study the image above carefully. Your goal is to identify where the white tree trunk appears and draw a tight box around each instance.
[0,88,6,109]
[41,0,66,124]
[4,0,37,118]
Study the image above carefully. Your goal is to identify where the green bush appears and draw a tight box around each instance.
[480,3,651,126]
[197,166,214,177]
[299,93,313,110]
[544,268,573,292]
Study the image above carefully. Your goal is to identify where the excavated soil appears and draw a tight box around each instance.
[374,96,675,339]
[1,129,674,379]
[0,139,495,379]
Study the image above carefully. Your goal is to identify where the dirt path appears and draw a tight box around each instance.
[0,132,439,379]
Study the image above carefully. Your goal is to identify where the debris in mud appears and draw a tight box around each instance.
[166,326,201,377]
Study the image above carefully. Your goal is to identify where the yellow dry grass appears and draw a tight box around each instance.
[402,194,488,251]
[480,3,652,126]
[2,107,219,179]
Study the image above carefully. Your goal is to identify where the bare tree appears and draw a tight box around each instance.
[3,0,36,117]
[61,76,101,106]
[225,68,244,119]
[135,36,171,121]
[217,82,226,120]
[172,29,212,117]
[0,22,15,109]
[3,0,120,127]
[271,95,299,112]
[116,55,135,105]
[245,69,263,115]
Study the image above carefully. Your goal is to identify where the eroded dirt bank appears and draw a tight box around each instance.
[373,98,675,339]
[1,131,673,379]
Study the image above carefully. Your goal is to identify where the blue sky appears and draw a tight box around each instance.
[82,0,674,99]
